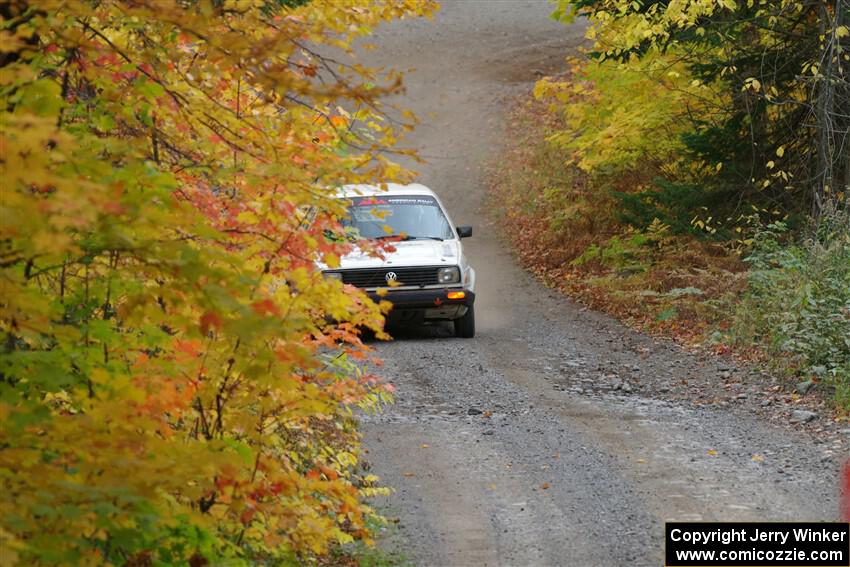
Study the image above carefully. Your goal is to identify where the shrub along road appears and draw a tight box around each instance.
[357,2,840,565]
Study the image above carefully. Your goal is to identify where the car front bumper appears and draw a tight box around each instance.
[367,287,475,312]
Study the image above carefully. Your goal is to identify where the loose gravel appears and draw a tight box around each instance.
[354,2,842,566]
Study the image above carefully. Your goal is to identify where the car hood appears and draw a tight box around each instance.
[338,239,462,269]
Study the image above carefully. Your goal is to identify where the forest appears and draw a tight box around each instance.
[494,0,850,407]
[1,0,847,565]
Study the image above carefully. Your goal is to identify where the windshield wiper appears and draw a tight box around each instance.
[374,235,444,241]
[401,235,444,241]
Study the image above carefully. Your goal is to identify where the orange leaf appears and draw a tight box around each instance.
[200,311,222,334]
[252,299,280,316]
[174,339,203,357]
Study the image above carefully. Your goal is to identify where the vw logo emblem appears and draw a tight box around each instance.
[385,271,398,283]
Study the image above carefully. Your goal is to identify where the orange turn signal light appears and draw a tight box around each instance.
[447,291,465,300]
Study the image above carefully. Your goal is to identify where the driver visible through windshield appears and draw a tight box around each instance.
[343,195,454,241]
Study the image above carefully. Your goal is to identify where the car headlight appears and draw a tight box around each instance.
[324,271,343,281]
[437,266,460,284]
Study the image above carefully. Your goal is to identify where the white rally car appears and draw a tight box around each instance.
[322,183,477,338]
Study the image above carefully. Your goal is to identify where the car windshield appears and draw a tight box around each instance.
[342,195,454,240]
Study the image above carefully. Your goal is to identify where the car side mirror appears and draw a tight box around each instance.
[456,226,473,238]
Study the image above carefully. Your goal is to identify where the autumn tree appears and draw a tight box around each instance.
[0,0,434,564]
[550,0,849,227]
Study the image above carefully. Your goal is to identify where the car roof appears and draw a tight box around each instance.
[336,183,437,198]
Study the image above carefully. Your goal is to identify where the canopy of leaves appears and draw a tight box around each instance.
[0,0,434,564]
[547,0,849,228]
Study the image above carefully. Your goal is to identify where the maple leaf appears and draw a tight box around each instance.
[200,311,222,334]
[0,0,437,562]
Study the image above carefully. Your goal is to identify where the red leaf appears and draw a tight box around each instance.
[200,311,222,334]
[252,299,280,317]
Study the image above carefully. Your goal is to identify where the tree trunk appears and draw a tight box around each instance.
[814,0,850,219]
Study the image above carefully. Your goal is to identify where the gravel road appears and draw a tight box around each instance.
[355,2,841,566]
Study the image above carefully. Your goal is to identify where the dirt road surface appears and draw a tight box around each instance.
[355,2,840,566]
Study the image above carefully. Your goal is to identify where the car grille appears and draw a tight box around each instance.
[340,266,441,288]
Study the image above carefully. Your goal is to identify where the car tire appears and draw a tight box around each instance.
[454,305,475,338]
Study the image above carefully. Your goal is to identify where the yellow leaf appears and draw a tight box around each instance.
[325,253,340,269]
[707,449,718,456]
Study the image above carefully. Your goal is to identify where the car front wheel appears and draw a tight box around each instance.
[454,305,475,338]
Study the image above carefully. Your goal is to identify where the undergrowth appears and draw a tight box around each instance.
[489,96,744,342]
[490,92,849,412]
[325,514,411,567]
[731,212,850,407]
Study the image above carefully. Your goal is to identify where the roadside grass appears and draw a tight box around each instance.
[326,543,410,567]
[325,513,411,567]
[489,93,849,413]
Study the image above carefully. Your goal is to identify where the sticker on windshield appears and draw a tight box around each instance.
[349,196,439,222]
[351,196,439,207]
